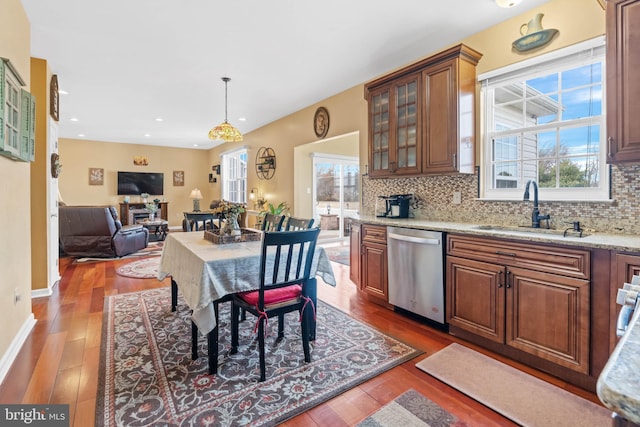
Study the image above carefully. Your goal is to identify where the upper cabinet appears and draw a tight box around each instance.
[365,44,482,178]
[606,0,640,163]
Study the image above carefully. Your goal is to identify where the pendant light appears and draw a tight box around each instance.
[208,77,243,142]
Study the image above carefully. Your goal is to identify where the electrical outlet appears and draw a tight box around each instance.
[14,288,21,304]
[452,191,462,204]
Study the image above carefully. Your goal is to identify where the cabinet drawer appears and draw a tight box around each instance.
[447,234,590,280]
[362,224,387,244]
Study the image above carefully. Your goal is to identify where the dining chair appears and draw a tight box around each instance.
[284,216,315,231]
[230,227,321,382]
[261,213,285,232]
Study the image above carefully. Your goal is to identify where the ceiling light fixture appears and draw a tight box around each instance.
[495,0,523,7]
[208,77,243,142]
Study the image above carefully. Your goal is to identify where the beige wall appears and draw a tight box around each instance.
[208,85,368,217]
[0,0,33,372]
[466,0,605,75]
[58,139,215,226]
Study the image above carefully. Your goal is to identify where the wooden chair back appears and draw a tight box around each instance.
[284,216,315,231]
[261,213,285,232]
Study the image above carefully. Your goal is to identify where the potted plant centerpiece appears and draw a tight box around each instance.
[212,200,245,236]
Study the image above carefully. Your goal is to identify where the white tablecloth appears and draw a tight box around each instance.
[157,231,336,334]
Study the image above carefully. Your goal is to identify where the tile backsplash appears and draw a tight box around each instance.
[362,164,640,235]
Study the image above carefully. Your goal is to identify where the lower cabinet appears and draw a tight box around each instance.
[349,222,361,286]
[446,234,591,375]
[361,224,388,301]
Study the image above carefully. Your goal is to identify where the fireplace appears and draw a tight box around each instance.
[128,208,148,225]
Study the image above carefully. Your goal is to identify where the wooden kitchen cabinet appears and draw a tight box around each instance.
[609,252,640,350]
[360,224,388,302]
[365,44,481,178]
[447,234,591,374]
[349,222,361,287]
[606,0,640,163]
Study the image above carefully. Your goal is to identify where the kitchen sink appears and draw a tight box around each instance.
[472,224,590,237]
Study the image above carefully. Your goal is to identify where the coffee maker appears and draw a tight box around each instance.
[375,194,412,218]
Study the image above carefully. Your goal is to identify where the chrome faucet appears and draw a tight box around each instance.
[523,180,550,228]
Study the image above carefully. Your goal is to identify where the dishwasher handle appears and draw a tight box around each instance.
[388,232,440,245]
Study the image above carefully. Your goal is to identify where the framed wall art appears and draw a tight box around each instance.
[173,170,184,186]
[89,168,104,185]
[133,156,148,166]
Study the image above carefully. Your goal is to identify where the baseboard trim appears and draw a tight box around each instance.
[31,279,59,299]
[0,314,37,386]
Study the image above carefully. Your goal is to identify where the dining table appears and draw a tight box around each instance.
[157,230,337,373]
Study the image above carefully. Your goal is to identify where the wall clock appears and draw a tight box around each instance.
[255,146,276,180]
[314,106,330,139]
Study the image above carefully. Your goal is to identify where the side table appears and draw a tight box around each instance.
[137,219,169,241]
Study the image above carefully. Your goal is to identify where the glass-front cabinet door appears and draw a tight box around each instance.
[367,72,421,177]
[368,86,390,177]
[393,73,421,175]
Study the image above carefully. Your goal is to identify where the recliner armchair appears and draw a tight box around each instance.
[59,206,149,257]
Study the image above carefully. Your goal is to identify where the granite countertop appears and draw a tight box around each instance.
[351,215,640,252]
[597,303,640,423]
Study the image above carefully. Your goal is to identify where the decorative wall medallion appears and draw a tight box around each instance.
[89,168,104,185]
[50,74,59,121]
[51,153,61,178]
[314,106,330,138]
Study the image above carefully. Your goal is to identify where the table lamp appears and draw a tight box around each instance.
[190,188,203,212]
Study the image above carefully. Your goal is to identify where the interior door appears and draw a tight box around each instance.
[48,118,60,289]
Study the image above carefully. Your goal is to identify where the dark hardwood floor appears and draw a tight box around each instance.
[0,251,603,426]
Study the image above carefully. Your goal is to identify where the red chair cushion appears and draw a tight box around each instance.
[239,285,302,307]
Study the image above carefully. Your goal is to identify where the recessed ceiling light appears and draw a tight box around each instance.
[495,0,522,7]
[193,144,199,147]
[154,117,164,122]
[238,117,247,122]
[70,117,79,122]
[77,133,85,137]
[144,133,151,137]
[58,90,68,95]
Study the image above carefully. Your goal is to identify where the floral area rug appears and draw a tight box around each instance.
[356,389,465,427]
[97,287,421,426]
[321,244,350,266]
[116,257,160,279]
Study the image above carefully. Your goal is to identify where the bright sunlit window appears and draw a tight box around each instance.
[480,37,608,201]
[221,148,247,203]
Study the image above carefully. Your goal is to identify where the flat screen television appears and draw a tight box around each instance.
[117,171,164,196]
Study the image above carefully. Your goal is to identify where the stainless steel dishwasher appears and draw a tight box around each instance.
[387,226,444,324]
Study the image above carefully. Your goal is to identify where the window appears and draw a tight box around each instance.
[221,148,247,203]
[480,37,607,201]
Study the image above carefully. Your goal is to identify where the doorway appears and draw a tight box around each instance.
[312,154,359,241]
